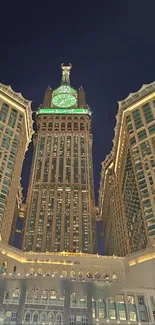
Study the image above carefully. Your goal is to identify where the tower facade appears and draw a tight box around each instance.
[23,65,95,253]
[99,82,155,256]
[0,84,33,244]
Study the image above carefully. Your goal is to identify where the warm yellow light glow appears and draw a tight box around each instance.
[115,91,155,172]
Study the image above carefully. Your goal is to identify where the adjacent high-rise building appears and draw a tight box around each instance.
[9,184,26,249]
[99,82,155,256]
[0,84,33,244]
[23,64,96,253]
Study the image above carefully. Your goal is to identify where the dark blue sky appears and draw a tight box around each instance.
[1,0,155,205]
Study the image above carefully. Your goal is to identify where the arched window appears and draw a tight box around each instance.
[103,273,110,282]
[80,123,85,131]
[70,270,76,279]
[87,272,92,279]
[29,268,34,275]
[0,261,7,274]
[62,270,67,278]
[112,273,118,281]
[24,311,31,323]
[46,269,51,276]
[74,122,78,131]
[78,271,84,280]
[95,272,100,279]
[61,122,65,131]
[48,312,54,324]
[53,269,58,276]
[82,316,88,325]
[32,311,39,323]
[40,312,46,324]
[37,268,42,276]
[56,313,62,324]
[67,122,72,131]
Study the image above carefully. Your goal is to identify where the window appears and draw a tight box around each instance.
[42,122,46,130]
[80,123,85,131]
[117,294,125,303]
[149,124,155,135]
[138,295,145,305]
[11,312,17,322]
[70,315,76,325]
[133,109,143,129]
[25,311,31,323]
[61,122,65,131]
[140,141,151,157]
[67,122,72,131]
[48,122,53,130]
[48,312,54,324]
[129,311,137,321]
[119,310,126,320]
[8,108,17,128]
[142,103,154,124]
[74,122,78,131]
[99,309,105,318]
[56,313,62,324]
[127,295,135,304]
[54,122,59,131]
[109,310,116,319]
[130,137,136,147]
[32,312,39,323]
[0,103,9,123]
[137,129,147,141]
[81,316,88,325]
[140,311,147,322]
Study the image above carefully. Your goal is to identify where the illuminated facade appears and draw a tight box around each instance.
[99,82,155,256]
[1,241,155,324]
[9,184,25,249]
[23,65,95,253]
[0,84,33,244]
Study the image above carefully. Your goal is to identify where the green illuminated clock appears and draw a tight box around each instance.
[52,94,77,108]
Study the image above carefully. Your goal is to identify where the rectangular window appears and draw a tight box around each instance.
[142,103,154,124]
[129,312,137,321]
[130,137,136,147]
[133,109,143,129]
[8,108,17,128]
[0,103,9,123]
[138,295,145,305]
[119,310,126,320]
[109,310,116,319]
[99,308,104,318]
[148,124,155,135]
[140,141,151,157]
[137,129,147,141]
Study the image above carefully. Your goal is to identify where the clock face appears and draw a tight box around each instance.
[52,94,77,108]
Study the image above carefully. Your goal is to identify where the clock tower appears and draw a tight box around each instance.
[23,64,96,253]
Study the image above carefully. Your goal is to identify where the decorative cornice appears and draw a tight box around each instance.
[0,83,32,107]
[0,83,34,143]
[118,81,155,110]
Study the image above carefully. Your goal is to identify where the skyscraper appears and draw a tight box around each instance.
[0,84,33,244]
[23,64,96,253]
[99,82,155,256]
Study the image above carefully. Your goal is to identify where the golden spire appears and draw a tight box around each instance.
[61,63,72,84]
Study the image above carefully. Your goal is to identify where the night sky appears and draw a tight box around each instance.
[1,1,155,252]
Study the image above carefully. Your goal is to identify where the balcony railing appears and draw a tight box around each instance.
[3,297,20,304]
[25,297,64,306]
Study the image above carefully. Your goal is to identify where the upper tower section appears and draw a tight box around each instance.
[36,64,90,118]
